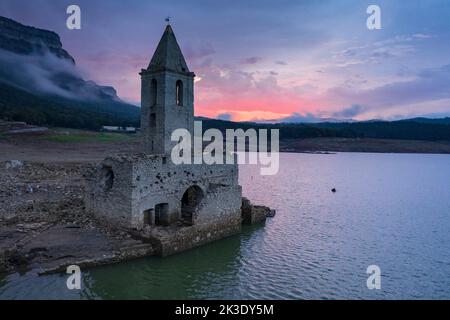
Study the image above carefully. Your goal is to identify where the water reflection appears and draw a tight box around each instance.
[1,153,450,299]
[84,232,245,299]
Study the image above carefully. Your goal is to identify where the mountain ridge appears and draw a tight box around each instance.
[0,15,140,129]
[0,16,75,64]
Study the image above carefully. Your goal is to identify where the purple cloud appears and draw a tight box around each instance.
[241,56,262,65]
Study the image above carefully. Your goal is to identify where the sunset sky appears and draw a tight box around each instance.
[1,0,450,122]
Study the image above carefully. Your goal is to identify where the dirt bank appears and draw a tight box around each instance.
[0,157,272,275]
[1,128,450,163]
[0,160,153,275]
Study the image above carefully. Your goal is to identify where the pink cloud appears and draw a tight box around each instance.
[192,61,324,120]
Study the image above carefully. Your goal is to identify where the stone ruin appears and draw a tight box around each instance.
[85,24,271,256]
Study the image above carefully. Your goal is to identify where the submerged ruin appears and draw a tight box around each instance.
[85,24,271,256]
[0,23,273,274]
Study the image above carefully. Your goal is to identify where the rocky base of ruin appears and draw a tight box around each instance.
[0,160,274,275]
[134,216,243,257]
[241,197,276,225]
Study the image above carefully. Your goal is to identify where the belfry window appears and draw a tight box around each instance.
[150,113,156,127]
[176,80,183,106]
[150,79,157,106]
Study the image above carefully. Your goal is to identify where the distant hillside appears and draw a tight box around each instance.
[200,118,450,142]
[0,81,139,129]
[401,117,450,125]
[310,120,450,141]
[0,16,140,129]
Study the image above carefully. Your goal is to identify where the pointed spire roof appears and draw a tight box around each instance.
[147,24,190,74]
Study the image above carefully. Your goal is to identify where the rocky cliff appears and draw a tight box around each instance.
[0,16,127,102]
[0,16,75,64]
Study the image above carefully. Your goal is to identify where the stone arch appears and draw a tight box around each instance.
[181,185,204,225]
[176,80,183,106]
[150,79,157,106]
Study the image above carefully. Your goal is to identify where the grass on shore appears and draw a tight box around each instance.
[42,129,140,143]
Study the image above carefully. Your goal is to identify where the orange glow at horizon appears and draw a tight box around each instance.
[195,90,323,122]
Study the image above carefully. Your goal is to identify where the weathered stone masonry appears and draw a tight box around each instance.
[85,24,246,256]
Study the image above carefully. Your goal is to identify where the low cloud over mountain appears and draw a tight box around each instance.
[0,16,122,102]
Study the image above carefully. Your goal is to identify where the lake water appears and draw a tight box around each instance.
[1,152,450,299]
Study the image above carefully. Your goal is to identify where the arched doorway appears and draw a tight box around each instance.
[181,186,204,225]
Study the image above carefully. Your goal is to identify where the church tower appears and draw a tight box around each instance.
[86,20,249,256]
[140,23,195,155]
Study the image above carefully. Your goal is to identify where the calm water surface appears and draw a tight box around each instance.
[1,153,450,299]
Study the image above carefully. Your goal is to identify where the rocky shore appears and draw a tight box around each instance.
[0,160,273,275]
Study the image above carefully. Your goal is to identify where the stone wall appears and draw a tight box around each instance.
[140,70,194,154]
[241,197,273,225]
[144,216,242,256]
[85,154,241,232]
[84,153,243,256]
[84,158,134,228]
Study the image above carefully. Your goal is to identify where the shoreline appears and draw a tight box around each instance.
[279,137,450,154]
[0,159,272,275]
[1,130,450,164]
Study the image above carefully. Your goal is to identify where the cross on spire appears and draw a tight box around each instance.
[165,16,171,24]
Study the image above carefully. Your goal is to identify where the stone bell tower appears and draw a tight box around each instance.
[86,21,251,257]
[140,23,195,155]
